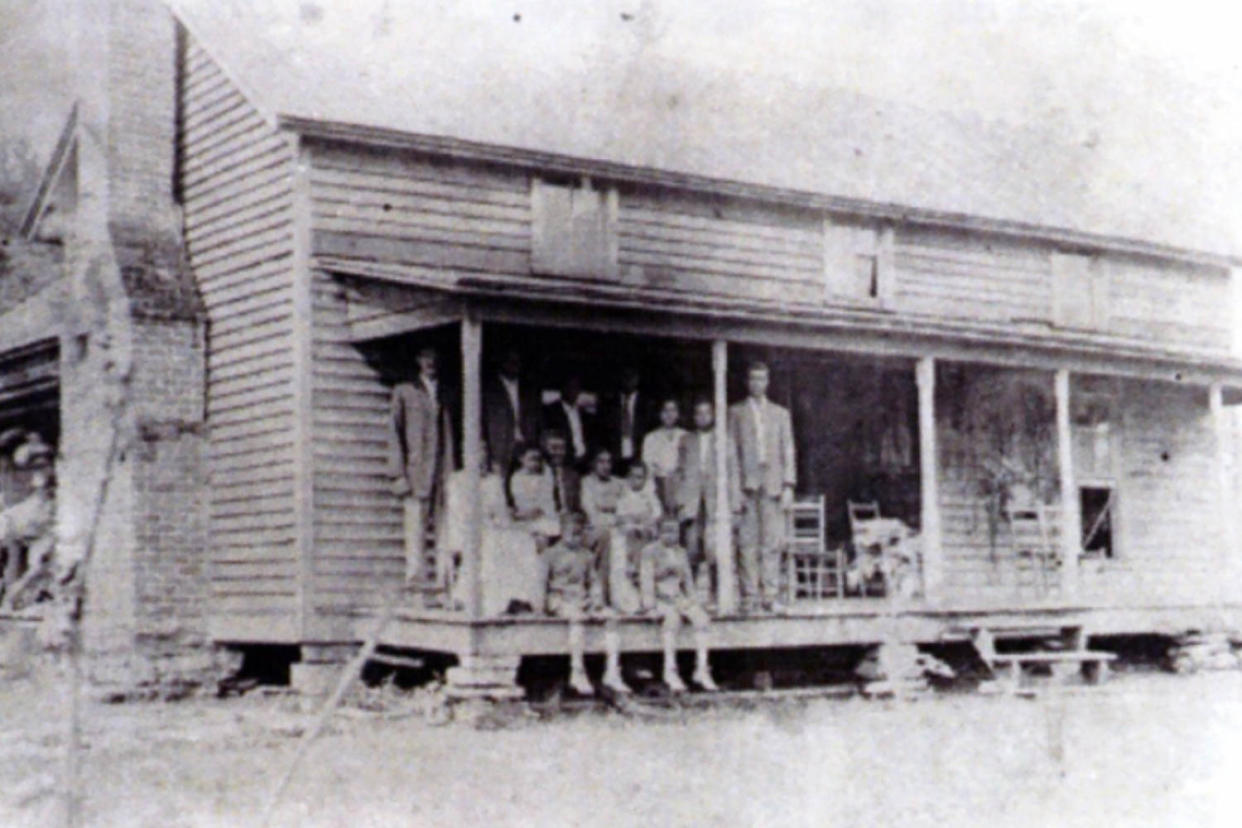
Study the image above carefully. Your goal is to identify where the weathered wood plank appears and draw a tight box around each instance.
[310,177,529,216]
[312,143,529,192]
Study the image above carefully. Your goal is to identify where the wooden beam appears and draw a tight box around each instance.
[324,259,1242,386]
[1055,369,1081,598]
[1210,383,1237,590]
[915,357,943,600]
[712,340,736,614]
[460,309,484,620]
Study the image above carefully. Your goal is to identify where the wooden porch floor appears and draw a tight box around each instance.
[340,598,1242,658]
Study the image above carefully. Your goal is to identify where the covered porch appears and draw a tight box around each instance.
[302,261,1242,688]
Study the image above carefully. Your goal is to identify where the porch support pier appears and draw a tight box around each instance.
[915,356,943,600]
[1055,368,1080,598]
[460,309,484,619]
[447,310,523,700]
[713,339,737,614]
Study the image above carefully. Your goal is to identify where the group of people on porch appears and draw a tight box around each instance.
[388,347,799,622]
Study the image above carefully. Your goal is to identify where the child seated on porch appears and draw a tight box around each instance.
[608,461,663,613]
[640,517,718,692]
[580,448,623,534]
[508,443,561,549]
[540,511,631,696]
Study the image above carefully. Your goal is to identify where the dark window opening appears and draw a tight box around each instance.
[1080,486,1114,559]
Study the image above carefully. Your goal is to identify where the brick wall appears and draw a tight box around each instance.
[102,0,182,253]
[130,317,211,686]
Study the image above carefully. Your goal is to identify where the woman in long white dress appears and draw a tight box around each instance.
[446,456,543,615]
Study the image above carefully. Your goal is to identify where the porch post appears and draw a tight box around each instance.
[712,339,737,614]
[1054,368,1080,598]
[915,357,943,600]
[460,309,484,619]
[1209,383,1237,582]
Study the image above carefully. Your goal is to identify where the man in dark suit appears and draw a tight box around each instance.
[389,346,456,587]
[541,429,581,514]
[541,375,596,470]
[603,365,657,474]
[675,399,741,587]
[728,361,796,611]
[483,349,540,475]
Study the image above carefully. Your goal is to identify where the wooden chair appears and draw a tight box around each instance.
[784,495,843,600]
[1005,502,1058,596]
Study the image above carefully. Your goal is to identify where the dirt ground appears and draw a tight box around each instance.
[2,665,1241,828]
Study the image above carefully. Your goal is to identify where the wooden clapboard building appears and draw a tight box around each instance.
[8,0,1242,691]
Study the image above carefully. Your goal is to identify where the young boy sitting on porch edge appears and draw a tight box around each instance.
[540,510,632,696]
[610,460,663,613]
[640,517,719,692]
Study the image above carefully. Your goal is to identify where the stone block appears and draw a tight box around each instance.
[290,662,346,697]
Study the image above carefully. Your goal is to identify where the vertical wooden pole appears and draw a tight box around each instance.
[1055,368,1080,599]
[712,340,736,614]
[461,309,484,619]
[1209,383,1237,585]
[915,357,943,601]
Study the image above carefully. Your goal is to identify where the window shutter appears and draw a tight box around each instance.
[1052,252,1093,328]
[532,177,617,279]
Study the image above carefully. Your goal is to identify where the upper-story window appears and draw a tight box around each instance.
[823,219,892,306]
[531,176,618,280]
[1051,252,1109,330]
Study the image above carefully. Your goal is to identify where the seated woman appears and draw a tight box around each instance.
[641,398,687,514]
[507,443,562,549]
[446,452,542,616]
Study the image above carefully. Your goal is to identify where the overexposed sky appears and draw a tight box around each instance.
[2,0,1240,247]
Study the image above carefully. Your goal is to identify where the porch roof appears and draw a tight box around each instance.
[317,254,1242,389]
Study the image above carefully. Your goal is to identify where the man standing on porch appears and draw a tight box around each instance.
[541,375,595,470]
[389,346,456,587]
[729,361,796,611]
[483,349,538,476]
[607,365,655,475]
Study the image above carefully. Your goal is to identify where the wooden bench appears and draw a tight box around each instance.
[967,626,1116,693]
[987,650,1117,691]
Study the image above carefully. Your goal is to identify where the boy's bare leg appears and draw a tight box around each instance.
[600,615,632,694]
[660,608,688,693]
[566,613,593,696]
[688,604,718,691]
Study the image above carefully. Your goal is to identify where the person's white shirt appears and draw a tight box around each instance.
[641,427,686,479]
[500,376,522,438]
[749,396,766,465]
[422,376,439,409]
[563,400,586,459]
[621,392,638,459]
